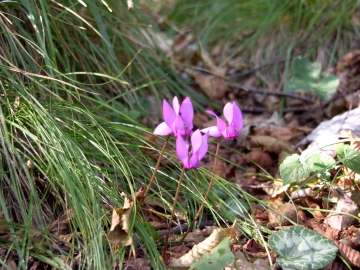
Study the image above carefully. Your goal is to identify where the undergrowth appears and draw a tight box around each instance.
[0,0,358,269]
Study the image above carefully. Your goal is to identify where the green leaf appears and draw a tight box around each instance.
[336,143,360,174]
[284,76,313,93]
[311,75,339,100]
[279,154,313,185]
[292,57,321,81]
[212,186,238,200]
[308,153,336,180]
[284,57,339,100]
[269,226,338,270]
[189,237,234,270]
[224,197,249,218]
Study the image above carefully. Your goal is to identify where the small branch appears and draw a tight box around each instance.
[162,166,186,257]
[177,137,222,245]
[156,220,215,236]
[143,135,170,200]
[227,83,311,101]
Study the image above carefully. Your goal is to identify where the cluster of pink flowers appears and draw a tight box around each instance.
[154,96,243,169]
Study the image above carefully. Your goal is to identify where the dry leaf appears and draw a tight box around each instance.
[194,73,227,101]
[107,193,133,246]
[1,258,17,270]
[245,151,273,170]
[295,107,360,154]
[268,203,306,227]
[310,219,360,268]
[324,196,358,230]
[171,34,194,54]
[169,227,233,267]
[269,126,304,143]
[224,251,270,270]
[249,135,293,154]
[50,209,73,235]
[304,197,325,220]
[0,214,10,233]
[200,50,226,77]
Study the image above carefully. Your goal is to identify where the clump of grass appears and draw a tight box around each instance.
[0,1,264,268]
[1,0,357,268]
[149,0,357,85]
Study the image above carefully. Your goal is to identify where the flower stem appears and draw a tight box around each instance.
[143,135,170,200]
[177,137,222,245]
[162,166,186,258]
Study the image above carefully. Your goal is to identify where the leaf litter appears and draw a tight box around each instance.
[2,6,360,270]
[138,42,360,269]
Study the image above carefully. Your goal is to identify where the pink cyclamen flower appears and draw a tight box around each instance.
[201,102,243,139]
[176,129,209,169]
[154,96,194,137]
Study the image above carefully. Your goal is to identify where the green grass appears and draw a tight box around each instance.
[154,0,357,85]
[0,0,358,269]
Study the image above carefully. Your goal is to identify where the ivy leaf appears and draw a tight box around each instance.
[292,57,322,81]
[336,143,360,174]
[308,153,336,179]
[280,154,313,185]
[311,75,339,100]
[269,226,338,270]
[284,56,339,100]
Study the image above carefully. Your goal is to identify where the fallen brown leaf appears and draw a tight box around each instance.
[50,209,73,235]
[194,73,227,101]
[245,151,273,170]
[268,203,307,227]
[324,196,358,230]
[107,193,134,246]
[310,219,360,268]
[248,135,294,155]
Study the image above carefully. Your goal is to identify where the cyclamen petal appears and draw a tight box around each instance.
[154,122,173,136]
[172,96,180,114]
[201,126,222,137]
[163,99,176,128]
[153,96,194,137]
[203,102,243,139]
[176,129,209,169]
[232,104,244,130]
[180,97,194,135]
[207,110,226,132]
[188,152,200,169]
[197,132,209,160]
[176,133,189,162]
[191,130,203,153]
[223,102,234,124]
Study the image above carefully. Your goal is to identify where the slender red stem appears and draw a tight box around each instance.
[143,135,170,200]
[177,137,222,245]
[162,166,186,257]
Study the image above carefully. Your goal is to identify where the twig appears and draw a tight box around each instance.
[177,137,222,245]
[230,58,286,78]
[162,166,186,257]
[156,220,215,236]
[227,82,311,101]
[288,84,360,123]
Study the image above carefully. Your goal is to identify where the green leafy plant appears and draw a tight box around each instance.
[269,226,338,270]
[279,152,335,185]
[280,142,360,185]
[336,143,360,174]
[284,57,340,100]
